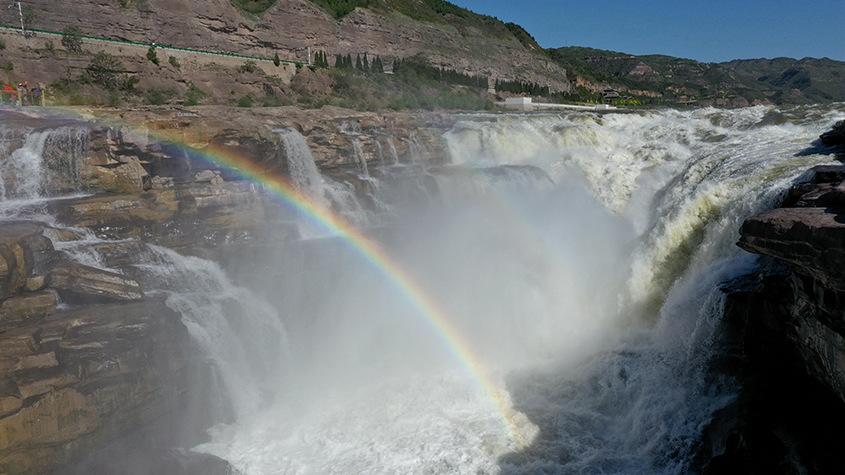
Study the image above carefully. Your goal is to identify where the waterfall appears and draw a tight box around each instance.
[5,105,845,474]
[277,127,370,232]
[133,245,288,419]
[276,127,329,208]
[0,129,50,200]
[1,124,287,460]
[197,104,845,474]
[386,137,400,165]
[0,125,90,207]
[351,138,370,178]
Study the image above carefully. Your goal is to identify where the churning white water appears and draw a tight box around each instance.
[3,105,844,474]
[197,105,844,474]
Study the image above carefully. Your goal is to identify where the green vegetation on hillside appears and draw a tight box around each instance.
[231,0,279,14]
[310,0,373,18]
[504,22,541,50]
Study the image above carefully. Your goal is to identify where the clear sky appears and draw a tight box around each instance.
[450,0,845,63]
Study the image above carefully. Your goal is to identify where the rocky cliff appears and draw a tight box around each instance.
[0,0,569,92]
[698,130,845,473]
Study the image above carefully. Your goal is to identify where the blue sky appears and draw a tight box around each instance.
[450,0,845,62]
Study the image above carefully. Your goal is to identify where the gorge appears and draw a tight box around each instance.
[0,103,844,474]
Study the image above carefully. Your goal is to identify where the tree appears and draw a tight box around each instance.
[273,52,281,67]
[362,54,370,73]
[334,54,343,68]
[86,52,125,90]
[355,54,363,71]
[168,55,180,69]
[345,54,353,69]
[146,45,159,65]
[61,26,83,53]
[371,56,384,74]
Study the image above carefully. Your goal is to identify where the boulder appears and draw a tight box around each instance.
[24,276,45,292]
[0,222,54,300]
[48,263,143,303]
[194,170,223,185]
[738,207,845,290]
[820,120,845,147]
[0,290,59,323]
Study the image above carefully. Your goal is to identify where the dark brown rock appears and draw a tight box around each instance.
[738,207,845,290]
[0,290,59,323]
[48,263,143,303]
[820,120,845,147]
[0,222,53,300]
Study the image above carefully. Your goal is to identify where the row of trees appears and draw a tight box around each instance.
[392,57,489,90]
[327,52,385,73]
[495,79,550,96]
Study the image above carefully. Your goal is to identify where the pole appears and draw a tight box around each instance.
[16,2,24,35]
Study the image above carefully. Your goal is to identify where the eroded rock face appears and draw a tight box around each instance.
[0,222,218,474]
[48,263,144,303]
[701,163,845,472]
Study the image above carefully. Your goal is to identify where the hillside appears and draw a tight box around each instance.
[549,46,845,106]
[0,0,568,92]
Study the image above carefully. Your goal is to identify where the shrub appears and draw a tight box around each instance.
[146,45,159,65]
[44,40,54,53]
[61,26,83,53]
[145,88,174,105]
[2,61,13,73]
[107,91,122,107]
[168,55,180,69]
[239,61,258,74]
[86,52,125,90]
[184,82,206,105]
[273,52,280,67]
[0,39,5,50]
[236,94,254,107]
[231,0,279,15]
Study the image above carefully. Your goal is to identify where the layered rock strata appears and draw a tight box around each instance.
[700,132,845,472]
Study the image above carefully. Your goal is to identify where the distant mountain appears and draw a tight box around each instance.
[548,46,845,106]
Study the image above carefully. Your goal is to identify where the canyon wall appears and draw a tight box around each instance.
[701,126,845,473]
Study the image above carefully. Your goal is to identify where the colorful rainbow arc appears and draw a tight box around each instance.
[62,111,525,444]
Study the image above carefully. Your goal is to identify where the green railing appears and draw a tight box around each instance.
[0,23,305,66]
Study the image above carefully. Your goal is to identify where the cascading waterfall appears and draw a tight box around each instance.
[3,105,844,474]
[0,125,91,219]
[386,137,400,165]
[351,138,370,178]
[277,127,370,229]
[0,123,288,464]
[276,127,330,209]
[199,104,844,474]
[0,129,51,200]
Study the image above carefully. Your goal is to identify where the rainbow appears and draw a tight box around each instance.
[64,112,525,444]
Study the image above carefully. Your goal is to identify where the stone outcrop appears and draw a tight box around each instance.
[699,159,845,472]
[820,120,845,147]
[0,222,224,474]
[48,263,144,303]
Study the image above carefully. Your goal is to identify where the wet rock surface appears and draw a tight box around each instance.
[0,222,219,474]
[701,161,845,472]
